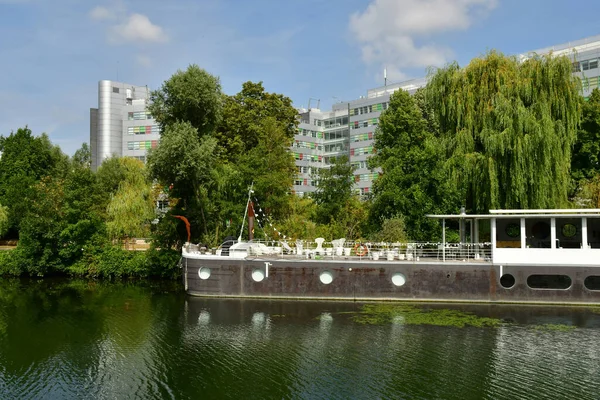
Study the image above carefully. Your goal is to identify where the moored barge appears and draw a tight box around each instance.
[183,209,600,305]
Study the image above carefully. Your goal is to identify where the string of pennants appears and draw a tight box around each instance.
[252,197,288,241]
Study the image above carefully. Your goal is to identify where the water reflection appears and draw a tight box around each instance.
[0,280,600,399]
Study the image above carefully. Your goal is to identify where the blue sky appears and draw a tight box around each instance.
[2,0,600,154]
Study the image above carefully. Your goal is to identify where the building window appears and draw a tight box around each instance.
[590,59,598,70]
[128,111,152,121]
[113,87,120,93]
[582,60,590,71]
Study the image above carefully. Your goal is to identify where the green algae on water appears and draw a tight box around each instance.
[352,304,502,328]
[532,323,577,332]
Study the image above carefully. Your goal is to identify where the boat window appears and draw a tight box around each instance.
[500,274,515,289]
[496,218,521,248]
[525,218,551,248]
[556,218,582,249]
[588,218,600,249]
[527,274,571,290]
[584,276,600,291]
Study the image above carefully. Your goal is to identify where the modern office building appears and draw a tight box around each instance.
[90,80,158,170]
[293,34,600,197]
[292,78,427,197]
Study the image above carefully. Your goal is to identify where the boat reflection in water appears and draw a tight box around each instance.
[181,297,600,400]
[0,280,599,400]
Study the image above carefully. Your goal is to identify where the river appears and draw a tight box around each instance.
[0,279,599,399]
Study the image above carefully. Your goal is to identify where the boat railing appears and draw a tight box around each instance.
[237,240,492,262]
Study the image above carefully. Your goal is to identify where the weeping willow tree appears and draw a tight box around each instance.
[427,51,581,212]
[106,158,155,247]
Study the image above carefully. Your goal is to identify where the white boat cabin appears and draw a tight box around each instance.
[429,209,600,266]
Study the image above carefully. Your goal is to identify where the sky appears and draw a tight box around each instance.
[2,0,600,155]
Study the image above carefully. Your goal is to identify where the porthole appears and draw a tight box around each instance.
[252,269,265,282]
[500,274,515,289]
[527,274,571,290]
[319,271,333,285]
[561,223,577,238]
[584,276,600,291]
[505,223,520,238]
[198,267,211,280]
[391,273,406,287]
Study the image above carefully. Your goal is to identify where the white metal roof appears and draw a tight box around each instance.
[428,209,600,219]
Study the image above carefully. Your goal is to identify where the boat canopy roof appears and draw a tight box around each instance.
[427,209,600,219]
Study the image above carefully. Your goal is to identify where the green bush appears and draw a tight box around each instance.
[61,245,181,280]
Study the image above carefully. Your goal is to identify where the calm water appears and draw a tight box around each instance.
[1,279,600,399]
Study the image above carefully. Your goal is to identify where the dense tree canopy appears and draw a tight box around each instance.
[147,75,299,245]
[106,158,154,242]
[369,89,456,240]
[215,81,298,161]
[427,51,581,212]
[148,64,223,138]
[147,121,221,242]
[311,155,355,225]
[0,127,68,235]
[572,88,600,186]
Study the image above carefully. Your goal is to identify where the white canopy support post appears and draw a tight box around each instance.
[582,217,588,249]
[442,218,446,262]
[474,219,479,259]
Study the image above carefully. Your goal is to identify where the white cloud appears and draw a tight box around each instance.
[109,13,168,44]
[89,6,113,20]
[349,0,497,80]
[89,2,168,45]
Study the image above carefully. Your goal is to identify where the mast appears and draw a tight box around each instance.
[238,182,254,243]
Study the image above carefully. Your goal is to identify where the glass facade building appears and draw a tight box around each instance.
[90,80,157,170]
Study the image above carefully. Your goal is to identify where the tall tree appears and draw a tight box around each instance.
[106,158,155,245]
[146,121,220,243]
[572,88,600,187]
[369,89,454,240]
[0,127,67,235]
[427,51,581,212]
[148,64,223,137]
[215,81,298,161]
[311,155,355,225]
[72,143,92,169]
[239,117,296,220]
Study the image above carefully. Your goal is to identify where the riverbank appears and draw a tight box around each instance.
[0,246,181,279]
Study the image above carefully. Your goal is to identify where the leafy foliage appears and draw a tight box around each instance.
[369,89,456,240]
[216,81,298,161]
[106,158,155,242]
[147,121,220,241]
[0,127,68,235]
[238,117,296,220]
[311,155,356,224]
[148,64,223,138]
[572,88,600,193]
[427,51,581,211]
